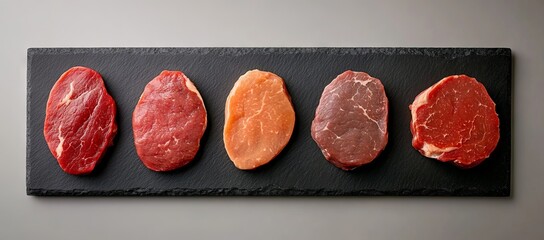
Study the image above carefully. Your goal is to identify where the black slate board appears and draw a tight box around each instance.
[27,48,511,196]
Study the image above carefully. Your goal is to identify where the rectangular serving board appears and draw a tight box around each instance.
[27,48,511,196]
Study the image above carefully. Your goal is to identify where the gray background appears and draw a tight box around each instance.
[1,0,542,239]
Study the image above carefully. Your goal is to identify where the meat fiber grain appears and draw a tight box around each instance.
[410,75,500,168]
[224,70,295,170]
[44,66,117,175]
[133,71,207,171]
[312,71,388,170]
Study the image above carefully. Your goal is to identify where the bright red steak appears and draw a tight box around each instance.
[409,75,500,168]
[43,66,117,175]
[133,70,207,171]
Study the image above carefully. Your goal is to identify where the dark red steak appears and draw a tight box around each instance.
[133,70,207,171]
[43,66,117,175]
[409,75,500,168]
[311,71,389,170]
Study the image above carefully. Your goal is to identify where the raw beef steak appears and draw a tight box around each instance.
[133,71,207,171]
[409,75,500,168]
[43,66,117,175]
[311,71,388,170]
[224,70,295,170]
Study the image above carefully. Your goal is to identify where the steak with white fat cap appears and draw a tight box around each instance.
[410,74,500,168]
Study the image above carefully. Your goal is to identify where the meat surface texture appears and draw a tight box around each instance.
[311,71,389,170]
[409,75,500,168]
[43,66,117,175]
[224,70,295,170]
[133,71,207,171]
